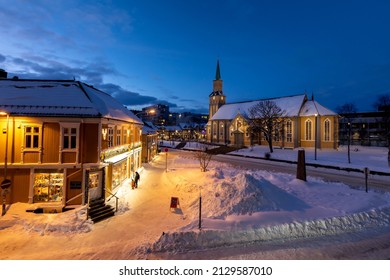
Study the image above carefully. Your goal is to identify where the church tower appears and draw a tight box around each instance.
[209,60,226,118]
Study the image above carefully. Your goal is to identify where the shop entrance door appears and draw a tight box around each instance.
[88,170,103,201]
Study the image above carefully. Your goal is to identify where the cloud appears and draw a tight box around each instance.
[99,83,179,108]
[2,53,181,108]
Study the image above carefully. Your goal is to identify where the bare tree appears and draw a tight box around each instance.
[247,100,285,153]
[373,94,390,112]
[336,103,357,164]
[373,94,390,163]
[194,148,212,172]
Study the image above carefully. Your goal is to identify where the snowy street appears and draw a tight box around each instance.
[1,147,389,260]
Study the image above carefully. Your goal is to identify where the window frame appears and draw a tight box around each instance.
[286,119,293,143]
[305,119,313,141]
[324,118,331,142]
[61,123,80,151]
[23,124,42,151]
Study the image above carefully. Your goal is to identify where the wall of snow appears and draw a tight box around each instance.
[151,207,390,253]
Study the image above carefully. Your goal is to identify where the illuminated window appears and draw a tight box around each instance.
[305,119,312,141]
[286,120,293,143]
[324,119,331,141]
[123,129,128,144]
[108,127,114,147]
[116,128,122,145]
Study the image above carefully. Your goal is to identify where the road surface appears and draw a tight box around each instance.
[211,153,389,192]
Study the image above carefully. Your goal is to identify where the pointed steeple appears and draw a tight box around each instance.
[215,59,221,80]
[211,59,223,94]
[209,60,226,118]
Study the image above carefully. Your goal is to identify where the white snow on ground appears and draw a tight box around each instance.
[0,146,389,259]
[230,144,390,173]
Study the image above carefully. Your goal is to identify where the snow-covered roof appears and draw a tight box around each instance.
[81,83,142,123]
[299,100,338,116]
[0,79,142,124]
[164,125,182,131]
[142,126,157,134]
[142,121,158,134]
[210,94,307,120]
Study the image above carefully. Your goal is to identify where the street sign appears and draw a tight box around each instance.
[164,147,168,152]
[0,179,11,189]
[170,197,179,209]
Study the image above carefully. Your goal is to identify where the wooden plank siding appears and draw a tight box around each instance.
[81,123,99,163]
[66,168,83,205]
[6,169,30,203]
[62,152,77,163]
[23,152,40,163]
[42,122,60,163]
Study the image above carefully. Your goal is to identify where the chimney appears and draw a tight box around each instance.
[0,69,7,79]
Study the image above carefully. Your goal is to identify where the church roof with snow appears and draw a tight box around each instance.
[211,94,303,120]
[299,100,337,116]
[0,79,142,124]
[210,94,337,121]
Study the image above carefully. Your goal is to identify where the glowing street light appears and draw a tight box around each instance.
[0,111,10,216]
[0,111,9,179]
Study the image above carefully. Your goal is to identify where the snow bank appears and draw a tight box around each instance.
[150,207,390,253]
[1,204,93,235]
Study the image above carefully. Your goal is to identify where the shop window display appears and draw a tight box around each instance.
[112,160,127,189]
[33,172,63,202]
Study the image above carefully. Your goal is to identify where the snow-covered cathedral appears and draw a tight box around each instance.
[206,61,339,149]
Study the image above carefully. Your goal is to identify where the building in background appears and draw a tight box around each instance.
[0,73,143,209]
[141,121,159,163]
[338,111,389,147]
[140,104,169,126]
[206,61,339,149]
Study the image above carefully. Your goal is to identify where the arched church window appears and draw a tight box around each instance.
[286,119,293,142]
[305,119,312,141]
[324,119,331,141]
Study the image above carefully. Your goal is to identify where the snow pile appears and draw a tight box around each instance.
[151,207,390,253]
[140,154,390,254]
[1,203,93,235]
[186,170,293,219]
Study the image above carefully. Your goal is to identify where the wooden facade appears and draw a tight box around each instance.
[0,79,143,207]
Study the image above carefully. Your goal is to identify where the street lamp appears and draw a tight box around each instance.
[135,109,156,121]
[0,111,9,179]
[0,111,10,216]
[314,113,318,160]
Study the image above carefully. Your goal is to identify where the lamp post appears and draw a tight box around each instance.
[0,111,9,179]
[0,111,10,216]
[314,113,318,160]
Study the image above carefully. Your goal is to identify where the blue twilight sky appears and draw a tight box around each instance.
[1,0,390,114]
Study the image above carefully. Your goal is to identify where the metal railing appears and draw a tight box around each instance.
[106,190,119,212]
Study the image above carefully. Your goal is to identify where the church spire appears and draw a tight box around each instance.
[209,60,226,118]
[215,59,221,80]
[211,59,223,94]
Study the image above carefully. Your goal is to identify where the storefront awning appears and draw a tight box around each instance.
[104,152,130,164]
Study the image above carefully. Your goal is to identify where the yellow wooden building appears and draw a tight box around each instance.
[0,78,142,208]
